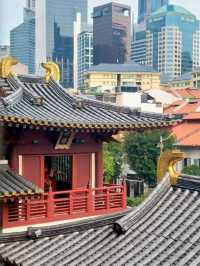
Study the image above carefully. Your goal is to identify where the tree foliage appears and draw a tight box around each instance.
[183,165,200,176]
[124,130,175,185]
[103,142,123,183]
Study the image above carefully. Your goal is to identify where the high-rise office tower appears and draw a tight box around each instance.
[10,13,35,74]
[138,0,168,24]
[132,5,200,80]
[35,0,88,88]
[26,0,35,11]
[93,3,131,65]
[78,27,93,90]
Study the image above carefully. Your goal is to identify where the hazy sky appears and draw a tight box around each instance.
[0,0,200,45]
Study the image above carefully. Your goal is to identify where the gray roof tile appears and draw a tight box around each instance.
[0,168,43,197]
[1,175,200,265]
[0,75,180,130]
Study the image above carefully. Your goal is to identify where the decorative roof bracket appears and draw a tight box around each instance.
[157,150,185,185]
[0,57,18,78]
[41,61,60,83]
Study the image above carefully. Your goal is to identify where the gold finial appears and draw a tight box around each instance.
[0,56,18,78]
[157,150,185,185]
[41,61,60,83]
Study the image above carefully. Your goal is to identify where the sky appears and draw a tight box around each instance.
[0,0,200,45]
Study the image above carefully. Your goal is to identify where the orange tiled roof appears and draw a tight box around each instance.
[168,88,200,99]
[165,100,200,115]
[172,122,200,146]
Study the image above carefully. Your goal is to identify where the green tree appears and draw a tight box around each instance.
[103,142,123,183]
[124,130,175,185]
[183,165,200,176]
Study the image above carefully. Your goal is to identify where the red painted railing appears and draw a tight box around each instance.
[2,184,126,228]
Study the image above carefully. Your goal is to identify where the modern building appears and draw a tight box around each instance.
[26,0,35,10]
[132,5,200,80]
[35,0,88,88]
[131,24,147,64]
[10,17,35,74]
[78,29,93,90]
[86,62,160,92]
[96,88,163,113]
[0,45,10,58]
[93,3,131,65]
[138,0,168,24]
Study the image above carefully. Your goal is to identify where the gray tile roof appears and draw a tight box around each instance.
[0,74,180,130]
[0,168,43,197]
[0,174,200,265]
[88,62,158,73]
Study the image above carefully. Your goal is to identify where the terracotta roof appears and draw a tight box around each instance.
[172,121,200,146]
[0,75,180,131]
[0,167,43,197]
[165,100,200,115]
[168,88,200,99]
[184,112,200,120]
[1,175,200,265]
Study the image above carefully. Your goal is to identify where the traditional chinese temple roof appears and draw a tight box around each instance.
[0,167,43,197]
[1,174,200,266]
[0,74,180,131]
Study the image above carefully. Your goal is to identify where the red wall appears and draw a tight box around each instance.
[9,130,103,189]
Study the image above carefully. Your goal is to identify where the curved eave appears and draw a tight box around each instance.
[0,115,181,131]
[0,190,42,199]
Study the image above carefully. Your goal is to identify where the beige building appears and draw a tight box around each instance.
[164,70,200,89]
[85,63,160,92]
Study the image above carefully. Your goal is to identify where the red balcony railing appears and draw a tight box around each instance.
[2,184,127,228]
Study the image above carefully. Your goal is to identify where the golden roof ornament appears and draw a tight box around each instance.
[41,61,60,83]
[0,56,18,78]
[157,150,185,185]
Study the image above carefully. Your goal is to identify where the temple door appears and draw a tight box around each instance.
[73,153,95,189]
[19,155,44,188]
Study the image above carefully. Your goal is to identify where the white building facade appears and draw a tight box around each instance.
[78,30,93,90]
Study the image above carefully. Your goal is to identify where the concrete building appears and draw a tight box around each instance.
[26,0,35,10]
[0,46,10,58]
[138,0,168,24]
[94,87,163,113]
[132,5,200,80]
[93,3,131,65]
[192,69,200,88]
[78,29,93,90]
[35,0,88,88]
[86,62,160,92]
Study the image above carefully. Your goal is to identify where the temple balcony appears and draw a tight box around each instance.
[1,184,126,230]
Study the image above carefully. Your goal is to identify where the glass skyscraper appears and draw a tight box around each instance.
[132,4,200,80]
[36,0,88,88]
[10,6,35,74]
[138,0,168,24]
[78,29,93,90]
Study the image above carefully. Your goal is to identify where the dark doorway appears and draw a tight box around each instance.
[44,155,72,192]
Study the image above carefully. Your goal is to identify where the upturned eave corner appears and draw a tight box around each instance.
[0,56,18,78]
[41,61,60,83]
[157,150,185,185]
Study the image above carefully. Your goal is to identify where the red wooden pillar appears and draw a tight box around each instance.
[2,201,8,228]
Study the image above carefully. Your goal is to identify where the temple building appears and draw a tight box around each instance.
[0,57,200,265]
